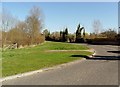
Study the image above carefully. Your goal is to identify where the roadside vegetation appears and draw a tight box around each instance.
[2,41,92,77]
[43,21,119,45]
[1,6,45,50]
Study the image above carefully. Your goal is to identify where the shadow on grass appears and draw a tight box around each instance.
[71,55,120,60]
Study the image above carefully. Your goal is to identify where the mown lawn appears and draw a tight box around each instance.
[2,41,92,77]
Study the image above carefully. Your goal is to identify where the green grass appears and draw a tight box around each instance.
[38,41,89,50]
[2,41,92,77]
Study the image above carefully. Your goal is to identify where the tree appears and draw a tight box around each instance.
[89,33,96,39]
[76,24,80,40]
[1,6,45,49]
[65,27,69,42]
[43,29,50,40]
[76,23,84,42]
[83,28,85,38]
[100,29,117,39]
[92,20,102,36]
[59,28,69,42]
[60,31,63,41]
[26,6,44,44]
[49,32,60,41]
[68,34,76,43]
[2,8,19,45]
[8,21,30,46]
[65,28,68,35]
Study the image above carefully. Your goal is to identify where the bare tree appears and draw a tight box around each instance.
[2,8,19,45]
[7,21,28,46]
[26,6,44,44]
[92,20,102,36]
[2,8,19,32]
[1,6,44,48]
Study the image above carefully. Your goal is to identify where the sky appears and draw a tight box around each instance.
[2,2,118,34]
[118,2,120,29]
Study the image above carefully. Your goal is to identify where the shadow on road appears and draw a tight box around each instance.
[87,42,120,46]
[71,55,120,60]
[107,51,120,53]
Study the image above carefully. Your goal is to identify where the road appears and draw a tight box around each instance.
[2,44,119,85]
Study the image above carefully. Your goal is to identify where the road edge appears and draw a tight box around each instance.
[1,49,96,82]
[1,58,86,82]
[88,48,96,58]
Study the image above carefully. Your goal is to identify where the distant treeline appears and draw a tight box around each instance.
[43,25,119,45]
[43,24,86,43]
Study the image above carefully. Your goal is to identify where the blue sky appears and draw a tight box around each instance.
[2,2,118,33]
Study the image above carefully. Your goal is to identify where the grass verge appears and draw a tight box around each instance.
[2,41,92,77]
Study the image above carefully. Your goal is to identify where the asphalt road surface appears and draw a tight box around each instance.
[2,44,119,85]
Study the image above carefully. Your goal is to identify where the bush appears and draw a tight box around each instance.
[86,37,119,45]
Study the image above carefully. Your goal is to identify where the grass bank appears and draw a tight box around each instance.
[2,41,92,77]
